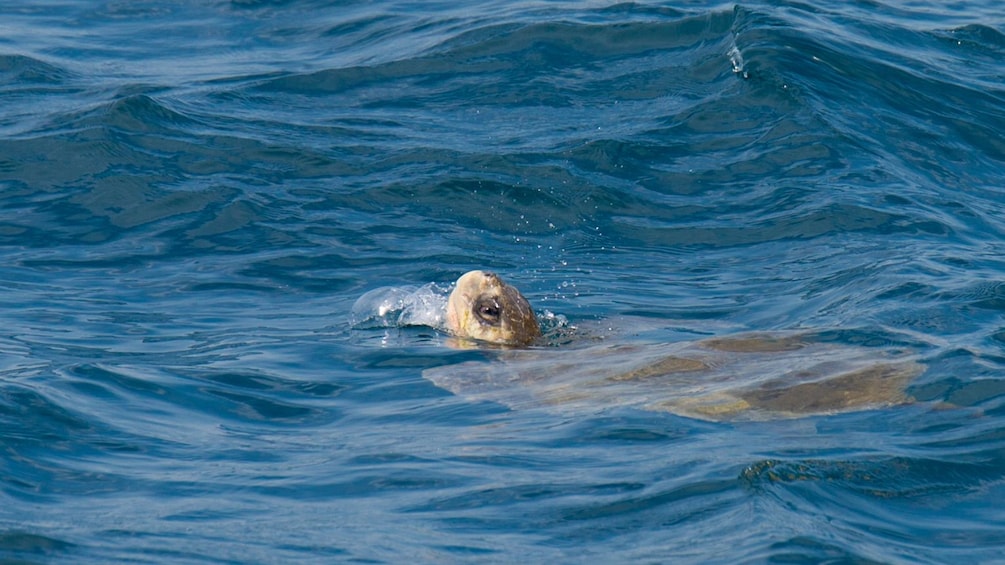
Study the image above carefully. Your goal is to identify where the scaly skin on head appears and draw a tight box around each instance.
[446,270,540,346]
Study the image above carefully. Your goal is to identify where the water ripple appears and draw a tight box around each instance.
[3,0,1005,562]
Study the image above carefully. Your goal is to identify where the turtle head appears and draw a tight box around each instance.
[446,270,540,346]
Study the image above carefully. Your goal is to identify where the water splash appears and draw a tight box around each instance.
[728,44,748,79]
[350,283,451,331]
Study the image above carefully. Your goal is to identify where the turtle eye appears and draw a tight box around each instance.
[474,298,501,325]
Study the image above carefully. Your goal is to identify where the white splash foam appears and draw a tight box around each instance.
[728,44,748,79]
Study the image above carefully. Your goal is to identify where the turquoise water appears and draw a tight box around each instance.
[3,0,1005,562]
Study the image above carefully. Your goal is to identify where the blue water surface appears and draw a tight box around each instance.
[2,1,1005,562]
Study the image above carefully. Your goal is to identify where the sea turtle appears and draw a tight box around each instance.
[425,270,927,421]
[445,270,541,347]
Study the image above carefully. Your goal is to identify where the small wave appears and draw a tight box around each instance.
[0,54,70,85]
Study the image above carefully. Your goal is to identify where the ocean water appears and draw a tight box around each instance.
[2,0,1005,562]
